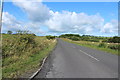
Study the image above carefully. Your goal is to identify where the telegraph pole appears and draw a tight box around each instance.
[0,0,3,33]
[0,0,3,79]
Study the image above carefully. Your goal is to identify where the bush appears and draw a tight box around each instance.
[46,35,55,40]
[59,34,110,42]
[7,30,12,34]
[108,45,119,50]
[18,34,35,44]
[108,36,120,43]
[102,39,108,42]
[2,34,36,58]
[88,39,99,42]
[69,36,80,41]
[98,43,106,48]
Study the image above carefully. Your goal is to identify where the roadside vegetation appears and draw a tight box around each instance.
[46,35,56,40]
[2,30,56,78]
[60,34,119,55]
[2,31,119,78]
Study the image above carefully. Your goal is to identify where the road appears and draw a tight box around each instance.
[34,39,118,78]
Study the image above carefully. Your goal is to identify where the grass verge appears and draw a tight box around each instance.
[2,34,57,78]
[62,38,119,55]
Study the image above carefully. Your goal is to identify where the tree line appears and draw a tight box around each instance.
[3,30,36,36]
[45,34,119,43]
[59,34,120,43]
[4,31,119,43]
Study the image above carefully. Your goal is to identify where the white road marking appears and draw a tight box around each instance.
[79,50,99,61]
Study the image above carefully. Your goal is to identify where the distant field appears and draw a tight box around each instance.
[62,38,119,55]
[2,34,56,78]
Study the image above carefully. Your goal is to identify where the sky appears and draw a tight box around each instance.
[2,1,118,37]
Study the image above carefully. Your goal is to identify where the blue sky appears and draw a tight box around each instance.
[2,2,118,36]
[44,2,118,22]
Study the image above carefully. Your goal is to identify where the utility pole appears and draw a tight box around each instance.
[0,0,3,33]
[0,0,3,80]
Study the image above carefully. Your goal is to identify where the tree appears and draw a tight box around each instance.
[108,36,120,43]
[16,30,22,34]
[46,35,55,40]
[7,30,12,34]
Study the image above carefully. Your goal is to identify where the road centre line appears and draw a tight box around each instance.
[79,49,99,61]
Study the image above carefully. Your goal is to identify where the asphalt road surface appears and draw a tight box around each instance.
[34,39,118,78]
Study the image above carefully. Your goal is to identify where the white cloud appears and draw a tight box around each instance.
[45,11,105,34]
[101,20,118,33]
[24,22,45,35]
[2,12,23,32]
[2,12,44,35]
[13,0,51,22]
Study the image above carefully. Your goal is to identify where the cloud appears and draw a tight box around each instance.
[101,20,118,33]
[24,22,45,35]
[13,0,51,22]
[2,12,23,32]
[2,12,44,35]
[45,11,105,34]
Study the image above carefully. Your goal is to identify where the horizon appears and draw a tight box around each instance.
[2,32,118,37]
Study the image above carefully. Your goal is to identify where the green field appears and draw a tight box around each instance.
[62,38,119,55]
[2,34,56,78]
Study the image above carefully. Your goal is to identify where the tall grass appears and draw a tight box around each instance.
[2,34,56,78]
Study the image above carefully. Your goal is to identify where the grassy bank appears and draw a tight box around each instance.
[62,38,119,55]
[2,34,56,78]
